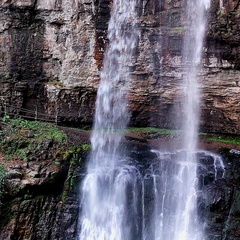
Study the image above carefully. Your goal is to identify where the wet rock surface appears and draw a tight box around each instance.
[197,149,240,239]
[0,158,82,240]
[0,150,83,239]
[126,143,240,239]
[0,122,89,240]
[0,127,240,239]
[0,195,79,240]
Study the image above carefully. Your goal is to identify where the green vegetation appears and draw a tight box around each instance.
[0,116,67,161]
[61,144,90,202]
[82,144,91,151]
[169,27,185,35]
[0,164,6,187]
[127,127,176,135]
[126,127,240,145]
[207,136,240,145]
[8,117,66,142]
[125,127,179,139]
[2,114,10,123]
[0,116,92,208]
[0,163,6,204]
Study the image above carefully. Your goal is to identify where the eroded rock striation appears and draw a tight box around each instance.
[0,0,239,133]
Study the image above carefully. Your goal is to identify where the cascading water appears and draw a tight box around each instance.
[78,0,139,239]
[152,0,211,239]
[78,0,218,240]
[182,0,210,153]
[139,149,225,240]
[145,0,212,239]
[178,0,211,237]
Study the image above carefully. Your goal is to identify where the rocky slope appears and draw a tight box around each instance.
[1,123,240,239]
[0,0,239,133]
[0,119,91,240]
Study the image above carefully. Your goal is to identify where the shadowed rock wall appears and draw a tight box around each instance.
[0,0,239,133]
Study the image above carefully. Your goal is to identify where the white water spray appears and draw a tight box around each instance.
[146,1,211,239]
[172,0,211,239]
[78,0,214,239]
[78,1,139,239]
[183,0,210,153]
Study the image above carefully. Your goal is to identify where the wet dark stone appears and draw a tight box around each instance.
[1,142,240,239]
[197,149,240,239]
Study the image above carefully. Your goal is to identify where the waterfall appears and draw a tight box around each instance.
[141,150,225,240]
[148,1,211,239]
[182,0,210,154]
[78,0,139,239]
[78,0,213,239]
[181,1,211,237]
[167,0,211,239]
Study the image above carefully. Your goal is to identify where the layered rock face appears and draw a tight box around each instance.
[0,168,80,240]
[0,0,100,126]
[0,125,88,240]
[0,0,239,133]
[132,0,240,133]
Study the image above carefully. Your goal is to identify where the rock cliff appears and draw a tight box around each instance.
[0,0,239,133]
[0,119,90,239]
[1,126,240,239]
[0,1,240,239]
